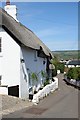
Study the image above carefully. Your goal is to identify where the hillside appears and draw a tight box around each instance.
[52,50,80,60]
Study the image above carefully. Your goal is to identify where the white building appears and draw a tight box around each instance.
[0,1,53,99]
[65,60,80,68]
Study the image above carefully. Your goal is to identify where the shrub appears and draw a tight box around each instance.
[52,69,57,77]
[51,57,65,75]
[41,70,47,78]
[57,63,65,73]
[44,79,49,86]
[66,67,80,80]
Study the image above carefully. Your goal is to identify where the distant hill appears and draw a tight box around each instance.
[52,50,80,60]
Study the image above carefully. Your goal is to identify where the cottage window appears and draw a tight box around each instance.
[0,38,2,52]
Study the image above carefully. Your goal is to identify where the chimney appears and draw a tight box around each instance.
[6,0,10,5]
[4,0,19,22]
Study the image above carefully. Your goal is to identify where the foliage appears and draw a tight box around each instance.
[51,56,65,75]
[31,72,38,85]
[57,63,65,73]
[51,56,59,68]
[51,56,59,77]
[66,67,80,80]
[41,70,47,78]
[43,79,50,86]
[52,68,57,77]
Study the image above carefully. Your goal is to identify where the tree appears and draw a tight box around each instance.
[50,56,58,76]
[51,56,65,74]
[51,56,59,68]
[57,63,65,73]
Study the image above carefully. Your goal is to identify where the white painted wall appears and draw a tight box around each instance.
[57,70,60,74]
[0,86,8,95]
[68,65,75,68]
[20,47,47,95]
[0,27,47,99]
[76,65,80,67]
[0,28,20,88]
[20,50,29,99]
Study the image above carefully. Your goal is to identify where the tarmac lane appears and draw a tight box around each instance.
[3,74,79,119]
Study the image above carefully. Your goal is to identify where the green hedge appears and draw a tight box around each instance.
[66,67,80,80]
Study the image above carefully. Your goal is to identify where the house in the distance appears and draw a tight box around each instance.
[65,60,80,68]
[0,1,53,99]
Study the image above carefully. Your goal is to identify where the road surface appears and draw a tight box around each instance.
[3,74,79,118]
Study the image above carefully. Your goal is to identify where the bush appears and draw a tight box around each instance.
[66,67,80,80]
[52,69,57,77]
[51,57,65,75]
[57,63,65,73]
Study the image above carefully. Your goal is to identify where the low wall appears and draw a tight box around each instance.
[32,77,58,104]
[0,86,8,95]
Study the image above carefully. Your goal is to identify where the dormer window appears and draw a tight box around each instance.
[0,38,2,52]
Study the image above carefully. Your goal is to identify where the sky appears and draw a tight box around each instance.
[0,1,78,51]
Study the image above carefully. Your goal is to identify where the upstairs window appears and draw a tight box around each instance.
[0,38,2,52]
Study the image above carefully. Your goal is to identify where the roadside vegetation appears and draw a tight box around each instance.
[66,67,80,81]
[51,56,65,76]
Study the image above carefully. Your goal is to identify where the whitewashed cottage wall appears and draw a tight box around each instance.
[0,28,20,87]
[20,47,47,98]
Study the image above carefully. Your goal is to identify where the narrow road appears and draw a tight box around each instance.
[3,74,79,118]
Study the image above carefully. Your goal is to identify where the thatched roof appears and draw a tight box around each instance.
[0,8,53,57]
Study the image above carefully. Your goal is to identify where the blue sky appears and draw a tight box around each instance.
[0,2,78,51]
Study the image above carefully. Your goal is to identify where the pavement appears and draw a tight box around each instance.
[2,74,79,118]
[0,94,33,118]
